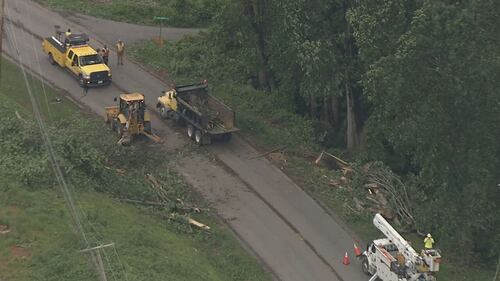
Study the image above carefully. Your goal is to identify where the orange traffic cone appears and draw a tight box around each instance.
[354,243,362,257]
[343,252,350,265]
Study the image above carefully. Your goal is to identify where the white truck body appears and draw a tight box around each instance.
[361,214,442,281]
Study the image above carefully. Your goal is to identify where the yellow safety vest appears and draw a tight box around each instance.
[424,237,434,249]
[116,43,125,53]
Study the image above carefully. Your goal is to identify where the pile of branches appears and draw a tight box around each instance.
[362,162,416,230]
[315,152,418,230]
[118,173,210,232]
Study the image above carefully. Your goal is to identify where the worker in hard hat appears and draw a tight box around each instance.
[424,233,435,249]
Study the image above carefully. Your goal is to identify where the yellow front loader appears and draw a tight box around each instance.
[105,93,160,145]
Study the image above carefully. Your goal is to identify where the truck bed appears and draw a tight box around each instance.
[45,37,66,53]
[175,84,238,135]
[42,36,67,67]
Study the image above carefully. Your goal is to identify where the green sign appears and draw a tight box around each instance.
[153,16,168,20]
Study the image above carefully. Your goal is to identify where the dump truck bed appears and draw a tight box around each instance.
[175,84,238,135]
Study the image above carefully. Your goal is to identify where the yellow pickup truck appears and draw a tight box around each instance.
[42,33,111,87]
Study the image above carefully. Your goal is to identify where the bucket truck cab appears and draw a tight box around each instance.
[361,214,442,281]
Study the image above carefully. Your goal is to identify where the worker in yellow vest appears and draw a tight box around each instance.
[64,28,72,45]
[424,233,435,249]
[116,40,125,65]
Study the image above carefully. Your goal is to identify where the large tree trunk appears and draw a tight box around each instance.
[246,0,275,91]
[343,0,360,150]
[331,95,340,128]
[322,97,329,122]
[346,83,359,150]
[309,94,317,118]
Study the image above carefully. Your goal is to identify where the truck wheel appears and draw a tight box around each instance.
[194,130,203,145]
[187,125,195,139]
[361,256,370,275]
[160,106,169,119]
[48,53,56,65]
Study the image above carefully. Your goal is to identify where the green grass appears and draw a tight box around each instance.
[34,0,227,28]
[0,57,271,281]
[0,186,269,281]
[127,38,497,281]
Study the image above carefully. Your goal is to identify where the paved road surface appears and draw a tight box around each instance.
[2,1,369,280]
[67,12,201,45]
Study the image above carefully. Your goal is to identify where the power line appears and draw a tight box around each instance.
[20,0,51,117]
[0,0,5,79]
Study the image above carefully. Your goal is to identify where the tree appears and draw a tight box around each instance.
[351,0,500,263]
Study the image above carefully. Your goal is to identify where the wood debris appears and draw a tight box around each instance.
[15,111,27,123]
[249,145,287,160]
[188,218,210,230]
[314,151,350,170]
[0,225,10,234]
[167,213,210,231]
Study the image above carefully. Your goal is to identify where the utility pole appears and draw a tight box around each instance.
[0,0,6,80]
[80,243,115,281]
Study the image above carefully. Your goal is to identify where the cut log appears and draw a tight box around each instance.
[188,218,210,230]
[314,150,350,170]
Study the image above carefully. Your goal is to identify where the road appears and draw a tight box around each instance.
[2,1,369,280]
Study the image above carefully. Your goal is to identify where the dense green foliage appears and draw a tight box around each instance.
[128,0,500,269]
[0,58,271,281]
[34,0,226,27]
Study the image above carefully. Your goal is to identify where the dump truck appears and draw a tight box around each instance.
[156,82,239,145]
[105,93,160,145]
[42,33,111,87]
[361,214,442,281]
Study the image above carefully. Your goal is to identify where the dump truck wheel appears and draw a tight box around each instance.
[194,130,202,145]
[187,125,195,139]
[159,106,169,119]
[48,53,56,65]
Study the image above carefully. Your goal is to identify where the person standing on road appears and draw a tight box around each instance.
[102,45,110,65]
[116,40,125,65]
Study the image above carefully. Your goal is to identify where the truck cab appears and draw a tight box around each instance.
[42,33,111,87]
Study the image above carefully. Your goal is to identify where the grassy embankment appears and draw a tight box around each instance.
[126,38,495,281]
[0,57,271,281]
[33,0,226,27]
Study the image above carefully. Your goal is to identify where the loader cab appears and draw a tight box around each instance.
[118,93,146,119]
